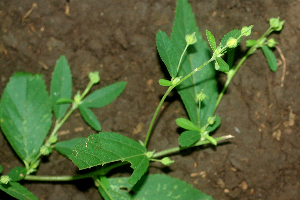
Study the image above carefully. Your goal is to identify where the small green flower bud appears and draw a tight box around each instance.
[146,150,155,159]
[161,157,175,166]
[40,146,52,156]
[269,17,285,31]
[207,116,216,125]
[185,32,197,45]
[196,90,206,101]
[89,71,100,84]
[1,175,11,184]
[74,91,81,104]
[267,38,278,48]
[241,25,253,36]
[49,135,58,144]
[226,37,238,48]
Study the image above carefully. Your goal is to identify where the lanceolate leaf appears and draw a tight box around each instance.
[261,45,277,72]
[178,130,201,147]
[78,105,101,131]
[56,98,73,104]
[106,174,213,200]
[226,47,236,68]
[176,118,199,131]
[81,82,126,108]
[69,132,149,187]
[156,31,178,78]
[0,72,52,163]
[50,55,72,120]
[169,0,218,127]
[158,79,172,87]
[0,181,38,200]
[206,30,216,51]
[216,57,230,72]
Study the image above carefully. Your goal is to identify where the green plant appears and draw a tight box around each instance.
[0,0,284,199]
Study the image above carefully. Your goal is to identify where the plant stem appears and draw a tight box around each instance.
[152,135,233,159]
[176,43,189,73]
[214,27,274,112]
[25,162,127,182]
[25,174,92,182]
[144,58,214,148]
[27,80,96,173]
[144,86,174,147]
[81,81,94,99]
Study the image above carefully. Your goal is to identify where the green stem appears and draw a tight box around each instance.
[25,174,93,182]
[27,81,95,173]
[81,81,94,99]
[144,86,174,147]
[144,58,214,148]
[152,135,233,159]
[197,99,201,128]
[25,162,127,182]
[176,44,189,73]
[28,104,78,172]
[214,28,275,112]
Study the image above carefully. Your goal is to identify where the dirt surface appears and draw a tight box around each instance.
[1,0,300,199]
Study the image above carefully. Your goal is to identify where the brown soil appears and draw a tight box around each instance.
[1,0,300,199]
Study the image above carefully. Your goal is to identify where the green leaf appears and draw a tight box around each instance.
[178,130,201,147]
[226,47,236,68]
[81,82,126,108]
[261,45,278,72]
[170,0,218,127]
[50,55,72,120]
[97,176,115,200]
[0,72,52,163]
[8,167,27,182]
[216,57,229,72]
[97,176,131,200]
[206,135,217,146]
[107,174,212,200]
[246,39,258,47]
[134,174,213,200]
[158,79,172,87]
[56,98,73,104]
[220,29,242,48]
[0,181,38,200]
[156,31,178,78]
[206,30,216,51]
[78,105,101,131]
[176,118,199,131]
[104,177,132,200]
[0,165,3,173]
[54,137,87,158]
[206,115,221,132]
[69,132,149,187]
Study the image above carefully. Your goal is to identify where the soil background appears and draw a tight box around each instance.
[1,0,300,199]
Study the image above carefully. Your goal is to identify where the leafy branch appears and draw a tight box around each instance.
[0,0,284,199]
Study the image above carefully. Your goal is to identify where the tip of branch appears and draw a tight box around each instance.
[222,135,235,140]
